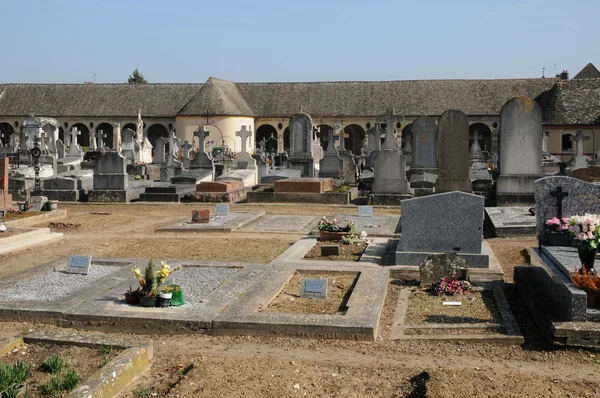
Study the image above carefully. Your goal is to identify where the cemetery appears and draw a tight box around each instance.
[0,64,599,396]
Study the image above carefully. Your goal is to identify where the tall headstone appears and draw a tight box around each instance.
[567,130,590,171]
[333,124,357,184]
[409,116,438,191]
[287,112,315,177]
[190,128,214,171]
[66,127,83,159]
[180,141,193,169]
[55,139,65,159]
[113,121,122,152]
[435,109,472,193]
[369,108,411,205]
[153,138,166,164]
[318,128,343,179]
[234,126,257,170]
[121,128,136,164]
[365,123,384,168]
[496,97,543,204]
[89,131,98,151]
[161,132,183,182]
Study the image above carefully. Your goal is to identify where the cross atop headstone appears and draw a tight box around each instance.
[379,108,403,150]
[470,131,482,142]
[181,140,193,157]
[194,127,210,152]
[550,186,569,219]
[97,130,106,150]
[89,131,98,151]
[323,128,339,154]
[235,126,252,154]
[334,123,347,151]
[70,127,81,148]
[570,130,590,157]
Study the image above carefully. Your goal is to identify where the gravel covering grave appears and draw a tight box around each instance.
[0,265,121,302]
[164,266,241,309]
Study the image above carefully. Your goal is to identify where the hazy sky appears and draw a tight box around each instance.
[1,0,598,83]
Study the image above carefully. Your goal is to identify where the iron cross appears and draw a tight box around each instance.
[550,186,569,219]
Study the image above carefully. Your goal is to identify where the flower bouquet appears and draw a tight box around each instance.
[567,214,600,272]
[132,260,180,307]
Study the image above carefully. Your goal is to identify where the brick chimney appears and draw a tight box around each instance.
[560,70,569,80]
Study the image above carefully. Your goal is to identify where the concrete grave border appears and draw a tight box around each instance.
[238,214,321,235]
[0,330,152,398]
[213,264,389,340]
[0,227,63,255]
[155,211,265,233]
[4,209,67,227]
[308,214,401,238]
[389,281,523,344]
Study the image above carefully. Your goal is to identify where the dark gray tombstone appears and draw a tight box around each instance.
[534,176,600,245]
[93,150,128,190]
[153,138,166,164]
[287,112,315,177]
[396,191,488,267]
[121,128,136,163]
[190,128,214,172]
[411,116,438,172]
[435,109,472,193]
[496,97,543,204]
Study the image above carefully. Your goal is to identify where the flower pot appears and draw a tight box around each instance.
[587,292,599,308]
[578,246,598,273]
[160,292,173,299]
[140,296,158,307]
[544,231,573,247]
[319,231,348,242]
[167,285,184,307]
[125,293,140,305]
[47,200,58,211]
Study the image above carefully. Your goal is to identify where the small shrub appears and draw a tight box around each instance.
[2,383,22,398]
[41,369,80,394]
[60,369,80,390]
[41,355,66,374]
[0,360,30,392]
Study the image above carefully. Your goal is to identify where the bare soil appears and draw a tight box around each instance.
[0,203,598,397]
[405,288,501,324]
[304,240,368,261]
[1,342,120,397]
[263,271,358,315]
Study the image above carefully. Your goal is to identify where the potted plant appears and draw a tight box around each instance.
[124,286,142,305]
[158,286,174,308]
[132,260,180,308]
[318,217,353,242]
[544,217,572,246]
[166,284,184,306]
[567,214,600,273]
[569,267,600,307]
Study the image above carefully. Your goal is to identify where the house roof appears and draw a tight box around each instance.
[177,77,254,116]
[572,63,600,80]
[237,78,557,118]
[0,83,202,118]
[538,78,600,125]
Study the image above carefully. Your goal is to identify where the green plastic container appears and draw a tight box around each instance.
[167,284,184,306]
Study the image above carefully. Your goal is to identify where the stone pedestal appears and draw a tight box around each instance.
[496,175,539,205]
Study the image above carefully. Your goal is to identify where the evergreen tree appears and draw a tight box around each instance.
[127,69,148,84]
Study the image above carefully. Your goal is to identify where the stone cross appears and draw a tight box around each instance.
[570,130,589,157]
[181,140,193,168]
[89,132,98,151]
[334,123,346,151]
[550,186,569,219]
[63,129,72,148]
[235,126,252,154]
[194,127,210,152]
[378,107,403,150]
[113,121,122,151]
[97,130,106,150]
[323,128,339,154]
[70,127,81,148]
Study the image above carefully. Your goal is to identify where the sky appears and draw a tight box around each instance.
[1,0,598,83]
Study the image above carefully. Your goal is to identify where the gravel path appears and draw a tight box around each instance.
[0,265,121,302]
[165,266,241,309]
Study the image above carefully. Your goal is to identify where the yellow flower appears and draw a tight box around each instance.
[132,266,142,278]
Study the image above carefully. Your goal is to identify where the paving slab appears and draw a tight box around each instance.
[213,264,390,340]
[484,206,536,238]
[239,214,320,234]
[155,211,265,233]
[310,214,400,238]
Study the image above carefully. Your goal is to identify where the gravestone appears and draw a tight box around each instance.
[534,176,600,244]
[215,204,229,217]
[161,132,183,182]
[318,128,344,179]
[55,139,65,160]
[121,128,136,164]
[28,195,48,211]
[333,124,357,184]
[180,141,193,169]
[396,191,488,267]
[469,133,493,193]
[88,150,131,202]
[234,126,257,170]
[496,97,543,204]
[419,253,468,287]
[300,278,327,299]
[365,123,384,168]
[153,138,166,164]
[435,109,471,193]
[567,130,591,172]
[64,255,92,275]
[287,112,315,177]
[370,108,411,205]
[66,127,83,159]
[89,132,98,151]
[411,116,438,172]
[191,209,210,224]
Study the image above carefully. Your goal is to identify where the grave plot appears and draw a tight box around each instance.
[0,330,152,398]
[484,206,537,238]
[2,209,67,227]
[214,264,389,340]
[0,226,63,255]
[238,215,320,234]
[272,236,389,267]
[262,271,359,315]
[389,282,522,344]
[62,260,268,333]
[310,214,400,238]
[155,210,265,233]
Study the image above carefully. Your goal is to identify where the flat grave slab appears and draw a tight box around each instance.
[155,211,265,233]
[310,214,400,238]
[389,281,522,344]
[484,206,536,237]
[239,215,320,234]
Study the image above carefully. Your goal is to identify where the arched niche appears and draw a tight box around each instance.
[469,123,492,152]
[343,124,365,155]
[255,124,278,152]
[316,124,334,150]
[147,124,169,149]
[96,123,114,149]
[0,122,15,146]
[71,123,90,147]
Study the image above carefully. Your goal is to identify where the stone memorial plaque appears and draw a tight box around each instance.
[301,278,328,299]
[320,245,340,256]
[64,255,92,275]
[215,204,229,217]
[358,206,373,217]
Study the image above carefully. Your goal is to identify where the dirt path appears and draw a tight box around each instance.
[0,203,598,397]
